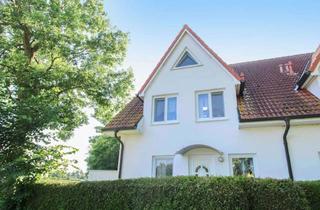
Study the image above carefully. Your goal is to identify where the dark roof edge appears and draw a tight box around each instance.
[102,126,137,132]
[295,60,311,90]
[103,115,143,132]
[239,114,320,123]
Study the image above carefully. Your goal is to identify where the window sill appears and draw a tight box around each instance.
[172,64,203,70]
[151,121,179,126]
[196,117,228,123]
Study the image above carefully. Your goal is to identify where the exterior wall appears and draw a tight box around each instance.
[87,170,118,181]
[307,63,320,99]
[117,32,320,181]
[120,123,320,181]
[308,76,320,99]
[289,125,320,180]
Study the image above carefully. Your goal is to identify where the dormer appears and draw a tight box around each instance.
[295,45,320,98]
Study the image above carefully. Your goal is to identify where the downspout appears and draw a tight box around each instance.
[115,130,124,179]
[283,118,294,180]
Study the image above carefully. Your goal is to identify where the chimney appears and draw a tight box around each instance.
[283,61,296,76]
[279,64,284,73]
[240,72,245,81]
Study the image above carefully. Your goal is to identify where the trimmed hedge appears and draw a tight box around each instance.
[298,181,320,210]
[24,177,315,210]
[240,178,309,210]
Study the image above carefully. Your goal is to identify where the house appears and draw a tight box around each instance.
[104,25,320,181]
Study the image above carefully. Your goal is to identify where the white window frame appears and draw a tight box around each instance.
[152,155,174,177]
[152,94,178,125]
[229,154,257,177]
[172,47,202,70]
[195,89,226,122]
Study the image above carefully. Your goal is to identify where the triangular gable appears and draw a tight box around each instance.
[138,24,241,95]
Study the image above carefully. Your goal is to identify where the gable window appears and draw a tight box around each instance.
[229,154,255,177]
[176,51,198,68]
[196,90,225,120]
[153,95,177,123]
[173,48,200,69]
[153,156,173,177]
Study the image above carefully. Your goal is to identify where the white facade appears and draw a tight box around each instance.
[109,29,320,181]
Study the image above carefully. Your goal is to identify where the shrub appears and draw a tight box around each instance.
[25,177,249,210]
[240,178,310,210]
[298,181,320,210]
[24,177,312,210]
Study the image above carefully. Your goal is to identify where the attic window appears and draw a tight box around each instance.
[175,51,198,68]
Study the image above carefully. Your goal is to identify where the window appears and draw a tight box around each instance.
[153,156,173,177]
[198,93,209,118]
[211,92,225,117]
[230,155,255,177]
[167,97,177,121]
[196,91,225,120]
[154,98,165,122]
[175,51,198,68]
[153,95,177,123]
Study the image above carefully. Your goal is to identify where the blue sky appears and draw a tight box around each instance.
[104,0,320,91]
[70,0,320,171]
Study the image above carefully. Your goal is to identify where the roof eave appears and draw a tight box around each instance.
[102,126,137,132]
[103,115,143,133]
[239,114,320,123]
[239,116,320,128]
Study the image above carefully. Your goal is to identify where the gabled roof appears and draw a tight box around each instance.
[138,25,241,95]
[105,53,320,130]
[232,53,320,122]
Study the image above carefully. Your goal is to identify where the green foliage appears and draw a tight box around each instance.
[86,135,120,170]
[0,0,133,208]
[239,178,309,210]
[25,177,248,210]
[298,181,320,210]
[46,169,87,181]
[24,177,314,210]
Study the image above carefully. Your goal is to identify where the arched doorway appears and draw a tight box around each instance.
[175,144,224,177]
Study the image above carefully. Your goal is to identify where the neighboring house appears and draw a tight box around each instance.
[104,25,320,181]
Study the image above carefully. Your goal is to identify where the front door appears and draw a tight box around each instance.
[189,155,214,176]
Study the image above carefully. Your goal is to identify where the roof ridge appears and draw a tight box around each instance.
[230,52,313,66]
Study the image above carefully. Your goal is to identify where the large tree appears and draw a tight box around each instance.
[0,0,133,208]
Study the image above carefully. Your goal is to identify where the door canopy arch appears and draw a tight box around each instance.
[175,144,223,156]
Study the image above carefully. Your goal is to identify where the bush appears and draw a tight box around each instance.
[240,178,309,210]
[24,177,312,210]
[298,181,320,210]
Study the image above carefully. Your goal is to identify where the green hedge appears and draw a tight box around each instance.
[24,177,315,210]
[298,181,320,210]
[240,178,309,210]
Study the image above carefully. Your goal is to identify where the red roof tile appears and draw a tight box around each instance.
[232,53,320,121]
[107,26,320,129]
[104,97,143,131]
[106,53,320,130]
